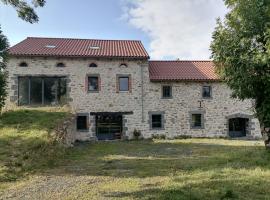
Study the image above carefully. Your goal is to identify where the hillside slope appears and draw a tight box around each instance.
[0,108,70,188]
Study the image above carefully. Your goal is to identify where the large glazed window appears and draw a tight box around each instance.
[18,76,67,106]
[18,77,30,105]
[30,77,42,104]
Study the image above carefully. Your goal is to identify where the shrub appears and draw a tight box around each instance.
[152,134,166,139]
[133,129,141,140]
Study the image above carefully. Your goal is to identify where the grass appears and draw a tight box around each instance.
[0,107,70,184]
[1,108,270,199]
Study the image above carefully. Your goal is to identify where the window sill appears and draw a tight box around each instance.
[88,91,99,93]
[191,127,204,130]
[202,97,212,100]
[119,91,130,93]
[150,128,165,130]
[76,129,89,132]
[161,97,173,99]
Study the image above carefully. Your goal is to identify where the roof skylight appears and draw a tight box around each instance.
[89,46,100,50]
[45,45,56,48]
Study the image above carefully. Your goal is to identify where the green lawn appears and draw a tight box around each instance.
[0,109,270,199]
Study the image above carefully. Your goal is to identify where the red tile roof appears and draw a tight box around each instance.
[149,60,220,81]
[9,37,149,59]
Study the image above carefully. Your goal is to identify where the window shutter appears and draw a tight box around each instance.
[128,75,132,93]
[116,77,119,93]
[85,76,88,92]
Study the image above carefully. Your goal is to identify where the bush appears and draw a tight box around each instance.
[133,129,141,140]
[152,134,166,139]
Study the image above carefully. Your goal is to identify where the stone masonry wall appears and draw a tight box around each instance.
[6,56,261,140]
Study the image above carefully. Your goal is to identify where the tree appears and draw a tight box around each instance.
[1,0,46,23]
[0,26,8,112]
[0,0,46,111]
[211,0,270,148]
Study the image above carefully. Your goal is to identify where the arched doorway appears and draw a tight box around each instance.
[229,118,249,138]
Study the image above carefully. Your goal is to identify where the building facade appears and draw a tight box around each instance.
[6,37,261,141]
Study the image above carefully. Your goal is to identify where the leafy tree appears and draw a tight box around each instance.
[211,0,270,147]
[0,0,45,111]
[1,0,45,23]
[0,26,9,112]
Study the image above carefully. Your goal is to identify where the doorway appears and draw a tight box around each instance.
[96,114,122,140]
[229,118,248,137]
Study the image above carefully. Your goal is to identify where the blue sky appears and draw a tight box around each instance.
[0,0,227,60]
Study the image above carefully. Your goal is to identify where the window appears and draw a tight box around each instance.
[152,114,162,129]
[119,63,128,68]
[88,76,99,92]
[56,62,65,67]
[18,76,67,105]
[119,77,129,91]
[89,63,97,67]
[149,112,165,130]
[162,85,172,98]
[19,62,28,67]
[191,114,203,129]
[76,115,88,131]
[202,86,212,98]
[30,77,42,104]
[18,77,29,105]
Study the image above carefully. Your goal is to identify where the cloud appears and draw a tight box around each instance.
[123,0,227,60]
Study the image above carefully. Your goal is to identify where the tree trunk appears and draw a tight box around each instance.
[261,125,270,150]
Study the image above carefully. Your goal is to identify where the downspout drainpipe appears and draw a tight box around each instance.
[141,62,145,122]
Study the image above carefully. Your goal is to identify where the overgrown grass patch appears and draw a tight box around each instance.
[0,108,70,183]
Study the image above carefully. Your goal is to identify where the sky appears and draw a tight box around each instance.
[0,0,227,60]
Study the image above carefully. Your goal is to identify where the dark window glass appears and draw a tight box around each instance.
[30,77,42,104]
[202,86,211,98]
[18,77,29,105]
[89,63,97,67]
[162,86,172,98]
[88,77,99,91]
[119,77,129,91]
[192,114,202,128]
[44,78,57,105]
[152,114,162,129]
[56,63,65,67]
[19,62,28,67]
[77,115,88,130]
[18,76,67,106]
[119,63,128,68]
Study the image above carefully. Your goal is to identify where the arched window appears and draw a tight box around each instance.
[56,62,65,67]
[19,62,28,67]
[89,63,97,67]
[119,63,128,68]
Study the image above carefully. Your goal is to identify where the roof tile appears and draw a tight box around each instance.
[149,60,220,81]
[9,37,149,59]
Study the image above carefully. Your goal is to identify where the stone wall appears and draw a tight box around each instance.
[6,56,261,140]
[143,80,261,138]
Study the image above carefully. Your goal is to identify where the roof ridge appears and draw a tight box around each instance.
[26,36,142,42]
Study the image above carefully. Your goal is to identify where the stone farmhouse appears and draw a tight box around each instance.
[6,37,261,141]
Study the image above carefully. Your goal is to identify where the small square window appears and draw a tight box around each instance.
[88,76,99,92]
[119,77,129,91]
[202,86,212,98]
[77,115,88,131]
[152,114,162,129]
[191,114,202,128]
[162,85,172,98]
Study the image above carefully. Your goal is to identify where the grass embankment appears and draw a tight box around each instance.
[0,108,70,185]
